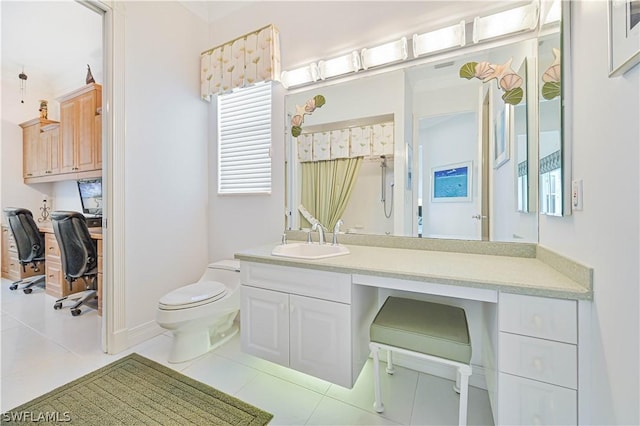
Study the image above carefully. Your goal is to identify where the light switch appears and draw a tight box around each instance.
[571,179,583,211]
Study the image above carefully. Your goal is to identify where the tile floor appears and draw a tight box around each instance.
[1,278,494,425]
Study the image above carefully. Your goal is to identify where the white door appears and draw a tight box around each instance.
[289,294,351,387]
[418,109,483,240]
[241,286,289,366]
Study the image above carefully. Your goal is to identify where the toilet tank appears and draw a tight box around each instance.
[200,259,241,288]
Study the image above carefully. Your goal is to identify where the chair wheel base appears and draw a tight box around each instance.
[54,302,63,310]
[9,284,18,290]
[23,288,33,294]
[71,309,81,317]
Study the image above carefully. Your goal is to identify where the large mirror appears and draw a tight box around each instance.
[285,2,564,242]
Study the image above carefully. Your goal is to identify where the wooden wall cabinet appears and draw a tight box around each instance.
[58,83,102,174]
[19,118,59,179]
[18,84,102,184]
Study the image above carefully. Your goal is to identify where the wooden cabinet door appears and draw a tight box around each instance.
[241,286,289,366]
[59,100,77,173]
[95,114,102,169]
[289,294,351,387]
[22,124,40,178]
[40,127,60,175]
[77,91,96,171]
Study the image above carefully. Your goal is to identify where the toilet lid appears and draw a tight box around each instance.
[159,281,227,310]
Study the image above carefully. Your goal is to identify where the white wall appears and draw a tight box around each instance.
[122,2,209,333]
[0,77,56,218]
[538,1,639,424]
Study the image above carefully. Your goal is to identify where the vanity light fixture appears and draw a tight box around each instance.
[413,21,466,57]
[318,51,361,80]
[472,1,539,43]
[281,63,319,88]
[361,37,408,70]
[541,0,561,25]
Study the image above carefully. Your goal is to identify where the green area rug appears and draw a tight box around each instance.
[2,353,273,425]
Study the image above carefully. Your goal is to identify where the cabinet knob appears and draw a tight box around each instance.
[532,357,543,372]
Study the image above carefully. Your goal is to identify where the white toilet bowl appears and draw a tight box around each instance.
[156,259,240,363]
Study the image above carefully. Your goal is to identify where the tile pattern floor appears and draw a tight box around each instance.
[1,278,494,425]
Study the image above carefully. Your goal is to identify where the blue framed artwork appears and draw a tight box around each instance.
[431,161,472,203]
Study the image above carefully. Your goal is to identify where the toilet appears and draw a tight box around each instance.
[156,259,241,363]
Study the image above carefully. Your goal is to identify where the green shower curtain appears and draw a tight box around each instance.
[300,157,362,230]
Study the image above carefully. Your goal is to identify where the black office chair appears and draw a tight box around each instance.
[3,207,46,294]
[50,211,98,317]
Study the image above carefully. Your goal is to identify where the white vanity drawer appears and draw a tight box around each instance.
[499,373,577,425]
[240,261,351,303]
[499,332,577,389]
[499,293,577,343]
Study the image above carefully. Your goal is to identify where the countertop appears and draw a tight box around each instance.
[235,242,593,301]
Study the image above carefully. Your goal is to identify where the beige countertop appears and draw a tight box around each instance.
[235,242,592,301]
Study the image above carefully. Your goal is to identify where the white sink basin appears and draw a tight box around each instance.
[271,242,350,259]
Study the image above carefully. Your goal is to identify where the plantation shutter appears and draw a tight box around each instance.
[218,82,272,194]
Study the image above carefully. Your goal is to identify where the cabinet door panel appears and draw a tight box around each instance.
[289,294,351,387]
[499,293,577,344]
[77,93,96,171]
[60,101,76,173]
[499,373,577,425]
[241,286,289,366]
[499,332,577,389]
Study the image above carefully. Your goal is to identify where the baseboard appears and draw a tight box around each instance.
[126,320,165,349]
[376,351,487,390]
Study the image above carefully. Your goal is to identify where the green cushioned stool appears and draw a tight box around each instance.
[369,297,472,426]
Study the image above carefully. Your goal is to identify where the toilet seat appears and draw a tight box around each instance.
[159,281,228,310]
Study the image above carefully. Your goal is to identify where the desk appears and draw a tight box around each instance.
[38,225,103,316]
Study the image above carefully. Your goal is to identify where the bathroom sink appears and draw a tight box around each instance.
[271,242,350,259]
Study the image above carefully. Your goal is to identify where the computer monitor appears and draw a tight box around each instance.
[77,179,102,216]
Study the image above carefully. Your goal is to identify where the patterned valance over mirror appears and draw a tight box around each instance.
[297,121,394,163]
[200,24,281,100]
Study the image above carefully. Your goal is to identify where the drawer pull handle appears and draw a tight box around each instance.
[532,314,543,328]
[532,357,543,372]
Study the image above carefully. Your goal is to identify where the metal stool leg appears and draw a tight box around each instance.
[386,349,395,374]
[457,365,472,426]
[370,343,384,413]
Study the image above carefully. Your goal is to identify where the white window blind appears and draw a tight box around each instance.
[218,82,272,194]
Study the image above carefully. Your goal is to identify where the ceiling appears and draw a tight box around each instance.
[1,0,103,96]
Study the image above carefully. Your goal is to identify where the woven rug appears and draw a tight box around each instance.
[2,353,273,425]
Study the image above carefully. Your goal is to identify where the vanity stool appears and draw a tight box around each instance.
[369,296,472,426]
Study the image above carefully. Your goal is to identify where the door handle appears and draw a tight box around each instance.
[472,215,487,220]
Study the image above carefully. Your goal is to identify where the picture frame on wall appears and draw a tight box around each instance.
[493,103,511,169]
[608,0,640,76]
[431,161,472,203]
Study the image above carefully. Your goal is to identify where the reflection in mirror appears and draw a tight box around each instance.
[285,27,558,242]
[514,59,529,213]
[538,30,562,216]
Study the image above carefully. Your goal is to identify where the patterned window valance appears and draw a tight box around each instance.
[297,122,394,163]
[200,24,281,101]
[540,150,561,174]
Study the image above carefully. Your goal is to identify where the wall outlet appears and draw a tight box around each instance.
[572,179,583,211]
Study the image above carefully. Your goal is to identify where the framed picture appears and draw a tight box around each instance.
[493,104,511,169]
[431,161,472,203]
[608,0,640,76]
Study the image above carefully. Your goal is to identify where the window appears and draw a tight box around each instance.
[218,82,272,194]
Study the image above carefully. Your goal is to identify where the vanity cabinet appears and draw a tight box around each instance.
[497,292,578,425]
[58,83,102,175]
[240,261,377,388]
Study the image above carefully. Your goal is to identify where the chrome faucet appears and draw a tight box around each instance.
[332,219,344,246]
[312,222,326,245]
